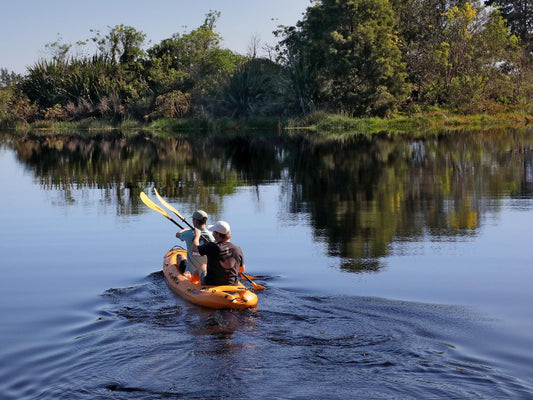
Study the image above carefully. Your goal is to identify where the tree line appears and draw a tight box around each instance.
[1,0,532,126]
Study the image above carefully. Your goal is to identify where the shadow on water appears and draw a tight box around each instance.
[2,271,531,400]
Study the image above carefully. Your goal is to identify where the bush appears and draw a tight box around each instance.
[0,87,12,121]
[149,90,191,119]
[303,110,330,126]
[7,92,39,122]
[43,104,67,120]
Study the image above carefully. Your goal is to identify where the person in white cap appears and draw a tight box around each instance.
[176,210,215,280]
[192,220,245,286]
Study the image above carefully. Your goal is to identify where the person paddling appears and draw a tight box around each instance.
[176,210,215,281]
[193,220,245,286]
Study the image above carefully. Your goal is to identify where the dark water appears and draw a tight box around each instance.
[1,130,532,399]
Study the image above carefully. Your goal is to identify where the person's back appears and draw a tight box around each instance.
[194,221,244,286]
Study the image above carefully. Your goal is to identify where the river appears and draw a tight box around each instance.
[0,129,532,399]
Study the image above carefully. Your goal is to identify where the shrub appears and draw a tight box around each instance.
[303,110,330,126]
[148,90,191,119]
[7,92,39,122]
[0,87,12,121]
[43,104,67,120]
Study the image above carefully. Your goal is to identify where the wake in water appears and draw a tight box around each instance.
[2,272,531,399]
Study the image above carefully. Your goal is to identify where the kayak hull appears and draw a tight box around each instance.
[162,247,258,309]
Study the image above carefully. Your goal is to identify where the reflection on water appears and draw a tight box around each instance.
[1,129,533,399]
[3,129,533,274]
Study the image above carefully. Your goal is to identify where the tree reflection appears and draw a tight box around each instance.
[2,128,533,273]
[282,129,533,272]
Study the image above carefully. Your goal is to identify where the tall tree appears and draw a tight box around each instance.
[485,0,533,54]
[147,11,240,104]
[91,25,147,66]
[430,3,520,107]
[390,0,468,97]
[277,0,408,117]
[0,68,22,88]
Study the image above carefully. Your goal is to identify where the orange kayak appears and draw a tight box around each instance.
[162,247,258,309]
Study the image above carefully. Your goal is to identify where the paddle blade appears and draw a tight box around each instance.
[154,188,181,218]
[238,266,256,280]
[154,188,194,230]
[241,273,265,290]
[140,192,170,218]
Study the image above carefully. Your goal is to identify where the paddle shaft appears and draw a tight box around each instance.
[166,217,184,228]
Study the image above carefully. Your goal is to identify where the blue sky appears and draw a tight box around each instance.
[1,0,311,74]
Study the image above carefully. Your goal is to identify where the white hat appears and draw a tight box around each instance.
[208,220,231,235]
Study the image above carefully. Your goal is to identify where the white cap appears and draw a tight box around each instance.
[208,220,231,235]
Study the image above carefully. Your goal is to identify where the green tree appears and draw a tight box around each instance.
[0,68,22,88]
[485,0,533,54]
[276,0,408,117]
[275,24,321,115]
[429,3,520,107]
[90,24,147,66]
[389,0,468,99]
[146,11,240,112]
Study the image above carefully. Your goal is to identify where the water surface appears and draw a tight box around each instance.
[0,130,532,399]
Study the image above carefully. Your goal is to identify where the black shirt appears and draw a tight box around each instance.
[198,241,244,286]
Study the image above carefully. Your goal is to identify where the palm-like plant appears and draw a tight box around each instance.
[219,58,283,117]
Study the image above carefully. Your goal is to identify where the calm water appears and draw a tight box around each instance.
[0,129,532,399]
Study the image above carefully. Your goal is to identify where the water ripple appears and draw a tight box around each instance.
[1,274,531,399]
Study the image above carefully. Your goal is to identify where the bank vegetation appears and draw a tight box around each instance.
[1,1,533,135]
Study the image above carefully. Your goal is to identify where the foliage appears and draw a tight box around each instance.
[7,92,39,122]
[390,0,526,109]
[42,104,67,120]
[274,24,320,116]
[146,11,241,112]
[0,87,12,121]
[276,0,408,117]
[485,0,533,55]
[45,34,76,63]
[430,4,521,109]
[148,90,192,119]
[20,53,151,121]
[90,24,147,66]
[390,0,467,91]
[8,5,533,125]
[0,68,22,88]
[217,58,284,117]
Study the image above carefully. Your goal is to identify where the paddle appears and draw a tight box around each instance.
[140,192,185,229]
[154,188,213,243]
[154,188,195,230]
[153,188,265,291]
[240,272,265,291]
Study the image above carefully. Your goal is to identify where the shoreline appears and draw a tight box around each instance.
[1,110,532,137]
